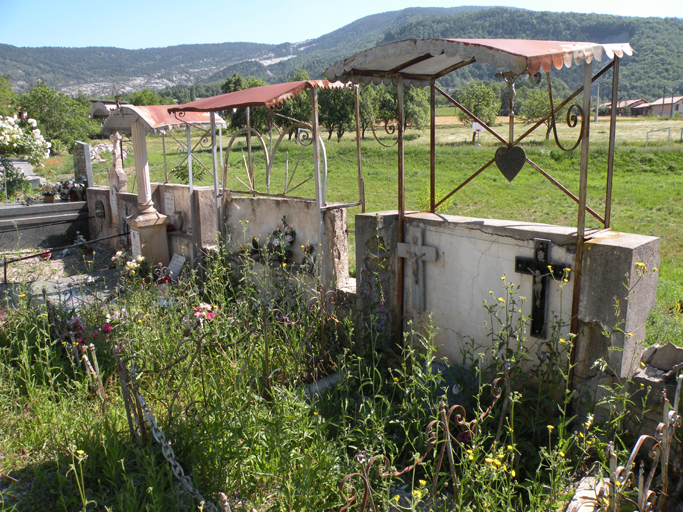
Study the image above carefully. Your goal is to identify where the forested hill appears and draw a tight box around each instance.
[203,6,491,84]
[2,6,682,101]
[380,8,683,100]
[0,42,276,96]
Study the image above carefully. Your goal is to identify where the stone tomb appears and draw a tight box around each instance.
[356,212,659,381]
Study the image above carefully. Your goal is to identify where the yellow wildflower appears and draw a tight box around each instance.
[507,445,514,451]
[511,469,516,477]
[419,480,427,487]
[547,425,555,431]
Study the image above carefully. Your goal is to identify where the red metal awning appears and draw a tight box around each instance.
[101,104,225,135]
[168,80,342,114]
[325,39,634,87]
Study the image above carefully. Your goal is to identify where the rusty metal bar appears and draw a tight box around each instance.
[311,88,326,289]
[434,158,495,210]
[430,82,436,213]
[354,86,365,213]
[397,77,405,347]
[605,57,620,228]
[525,157,605,224]
[222,188,315,201]
[434,85,508,146]
[246,107,253,191]
[512,62,613,148]
[320,201,362,211]
[569,60,593,386]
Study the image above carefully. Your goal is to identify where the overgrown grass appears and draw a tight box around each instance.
[0,244,668,511]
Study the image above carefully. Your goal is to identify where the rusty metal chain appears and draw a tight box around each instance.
[130,365,229,512]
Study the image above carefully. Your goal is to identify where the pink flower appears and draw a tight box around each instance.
[102,323,113,333]
[206,311,216,321]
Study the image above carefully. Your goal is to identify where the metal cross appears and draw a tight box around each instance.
[397,226,437,311]
[514,238,570,338]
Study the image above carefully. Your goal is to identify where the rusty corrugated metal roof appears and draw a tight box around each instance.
[168,80,342,114]
[101,104,225,135]
[325,39,633,87]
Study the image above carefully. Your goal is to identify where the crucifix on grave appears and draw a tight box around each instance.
[514,238,570,338]
[398,226,438,311]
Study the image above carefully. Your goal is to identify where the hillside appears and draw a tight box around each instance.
[380,8,683,101]
[1,7,682,101]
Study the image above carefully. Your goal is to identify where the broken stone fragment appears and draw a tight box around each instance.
[648,342,683,372]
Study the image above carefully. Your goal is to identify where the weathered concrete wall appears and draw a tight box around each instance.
[222,196,350,288]
[151,183,217,248]
[87,186,137,250]
[0,201,89,249]
[356,211,659,379]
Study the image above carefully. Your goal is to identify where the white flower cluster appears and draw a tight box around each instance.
[125,255,145,276]
[0,115,51,165]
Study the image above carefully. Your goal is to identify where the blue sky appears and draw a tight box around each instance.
[1,0,681,49]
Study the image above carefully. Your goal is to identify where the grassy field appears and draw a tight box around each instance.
[32,116,683,345]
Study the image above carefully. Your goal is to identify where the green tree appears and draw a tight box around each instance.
[0,75,17,116]
[373,85,429,130]
[121,88,175,106]
[276,69,313,140]
[455,80,501,127]
[19,81,99,154]
[318,86,355,141]
[220,73,269,132]
[518,77,570,139]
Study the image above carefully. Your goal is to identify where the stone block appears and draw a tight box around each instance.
[73,141,93,188]
[577,231,659,379]
[648,342,683,372]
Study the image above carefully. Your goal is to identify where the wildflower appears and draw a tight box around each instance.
[419,479,427,487]
[245,220,249,223]
[40,312,47,317]
[102,323,113,333]
[563,278,569,283]
[497,298,505,303]
[282,262,286,267]
[485,457,494,464]
[18,293,26,298]
[76,450,84,455]
[547,425,555,431]
[489,290,493,295]
[393,495,400,503]
[494,459,502,466]
[500,276,505,280]
[640,361,646,367]
[559,452,565,458]
[468,454,474,461]
[564,267,571,273]
[412,489,423,499]
[560,338,567,344]
[313,411,318,416]
[615,480,622,487]
[507,445,514,451]
[393,377,399,382]
[579,432,584,438]
[511,469,516,477]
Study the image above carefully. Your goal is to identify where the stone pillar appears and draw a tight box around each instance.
[355,212,400,346]
[73,141,93,188]
[126,120,169,266]
[131,121,156,215]
[109,131,127,192]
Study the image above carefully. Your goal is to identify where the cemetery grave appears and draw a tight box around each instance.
[2,37,683,512]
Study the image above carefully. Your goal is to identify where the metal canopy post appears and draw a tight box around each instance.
[605,57,620,228]
[311,88,325,286]
[246,107,253,194]
[161,131,168,183]
[210,112,220,234]
[186,124,196,260]
[569,59,593,379]
[397,77,406,345]
[354,85,365,213]
[429,82,436,213]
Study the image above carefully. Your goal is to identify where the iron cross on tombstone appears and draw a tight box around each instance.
[397,226,437,311]
[514,238,570,338]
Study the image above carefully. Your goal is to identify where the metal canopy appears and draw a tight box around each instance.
[101,104,225,135]
[325,38,633,87]
[167,80,341,114]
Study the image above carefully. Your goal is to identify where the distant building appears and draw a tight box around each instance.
[90,99,131,120]
[633,96,683,118]
[600,98,648,116]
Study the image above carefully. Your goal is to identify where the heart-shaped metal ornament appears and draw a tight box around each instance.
[495,146,526,182]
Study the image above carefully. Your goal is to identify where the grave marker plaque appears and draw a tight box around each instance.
[109,185,118,220]
[73,141,93,188]
[131,230,142,257]
[164,192,175,215]
[167,254,186,280]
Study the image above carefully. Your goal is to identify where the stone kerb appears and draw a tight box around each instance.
[356,211,659,382]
